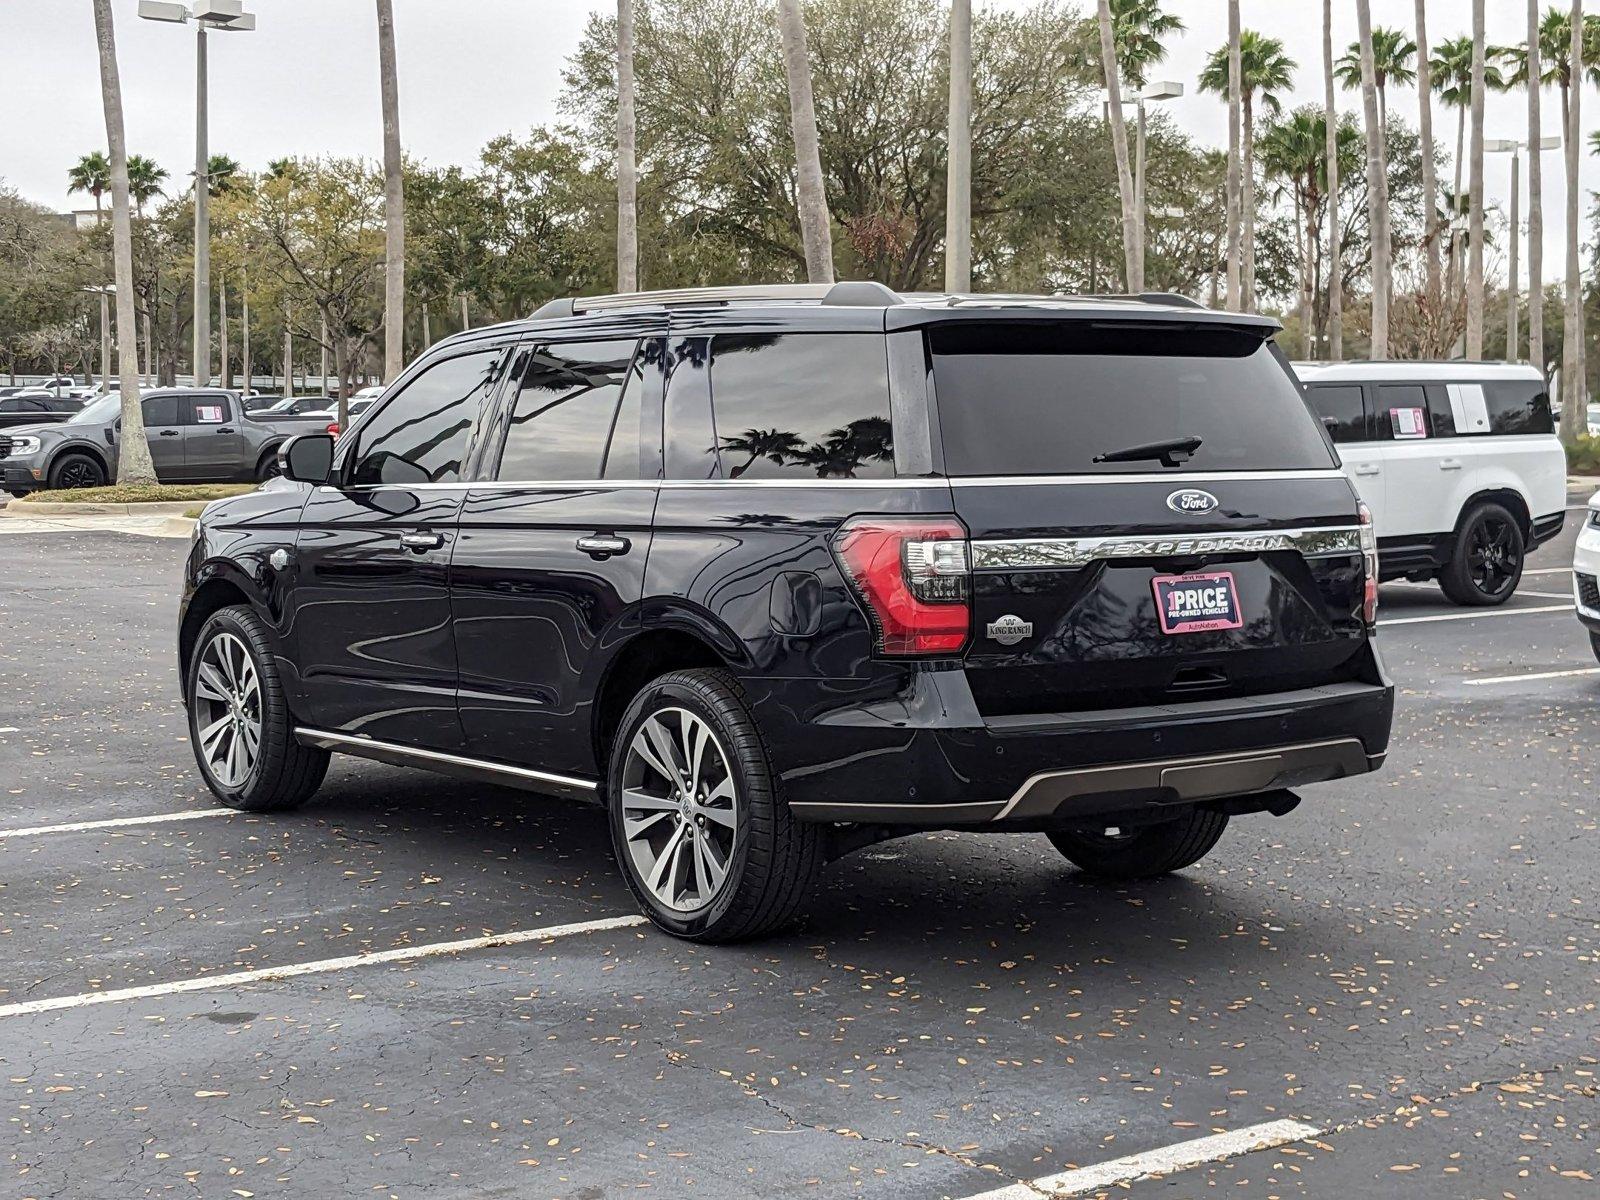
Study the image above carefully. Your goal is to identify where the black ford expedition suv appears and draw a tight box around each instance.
[179,283,1393,941]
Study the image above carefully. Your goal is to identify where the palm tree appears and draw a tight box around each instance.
[1111,0,1184,286]
[1526,0,1545,373]
[1434,35,1504,297]
[945,0,972,292]
[1561,0,1584,440]
[721,429,806,478]
[1466,0,1488,358]
[1335,26,1417,128]
[205,153,240,197]
[1355,0,1390,359]
[1200,30,1295,313]
[376,0,405,388]
[125,155,166,214]
[1324,0,1342,357]
[1223,1,1242,311]
[1259,109,1326,356]
[90,0,155,485]
[616,0,639,292]
[67,152,111,227]
[776,0,834,284]
[1097,0,1140,292]
[1414,0,1442,305]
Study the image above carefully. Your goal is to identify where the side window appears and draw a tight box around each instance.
[350,349,503,486]
[663,336,715,479]
[142,395,181,427]
[495,339,640,481]
[185,396,228,425]
[1305,384,1367,443]
[1483,379,1555,435]
[707,333,893,478]
[1375,384,1431,440]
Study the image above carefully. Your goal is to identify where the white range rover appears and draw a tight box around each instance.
[1295,361,1567,606]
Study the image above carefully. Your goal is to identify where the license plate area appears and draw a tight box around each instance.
[1152,571,1243,635]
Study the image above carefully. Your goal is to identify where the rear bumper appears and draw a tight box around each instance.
[750,663,1393,828]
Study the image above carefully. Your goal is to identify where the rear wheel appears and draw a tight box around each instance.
[47,453,105,491]
[1048,807,1228,879]
[186,605,328,811]
[1439,502,1524,606]
[606,669,824,942]
[256,450,283,482]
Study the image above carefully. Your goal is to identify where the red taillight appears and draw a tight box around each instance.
[1359,501,1379,627]
[832,516,971,656]
[326,422,341,436]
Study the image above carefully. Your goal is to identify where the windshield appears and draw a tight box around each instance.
[928,322,1336,476]
[66,395,121,425]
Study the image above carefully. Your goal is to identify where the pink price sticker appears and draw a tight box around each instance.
[1390,407,1427,439]
[195,404,224,424]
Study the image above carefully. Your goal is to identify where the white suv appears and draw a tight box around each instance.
[1296,362,1566,606]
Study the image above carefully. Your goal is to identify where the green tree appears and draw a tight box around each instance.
[1335,25,1417,127]
[67,152,111,225]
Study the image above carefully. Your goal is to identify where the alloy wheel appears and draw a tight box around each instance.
[620,706,738,913]
[58,460,101,489]
[1466,513,1520,598]
[191,631,263,790]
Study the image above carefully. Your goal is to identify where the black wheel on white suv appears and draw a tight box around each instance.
[1048,807,1228,879]
[186,606,329,811]
[606,669,824,942]
[1439,501,1524,606]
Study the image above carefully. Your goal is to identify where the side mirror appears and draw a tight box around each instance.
[279,433,335,484]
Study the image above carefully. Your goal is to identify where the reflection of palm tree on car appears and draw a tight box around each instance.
[794,417,894,478]
[721,428,807,477]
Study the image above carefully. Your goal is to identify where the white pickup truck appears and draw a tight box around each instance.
[1295,361,1566,606]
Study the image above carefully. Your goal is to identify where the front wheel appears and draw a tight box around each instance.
[1048,807,1228,879]
[1439,502,1524,606]
[606,669,824,942]
[186,605,328,811]
[47,453,106,491]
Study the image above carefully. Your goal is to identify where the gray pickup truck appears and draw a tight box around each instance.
[0,388,323,494]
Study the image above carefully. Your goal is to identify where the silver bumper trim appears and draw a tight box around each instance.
[970,526,1364,571]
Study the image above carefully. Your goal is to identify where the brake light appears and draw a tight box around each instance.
[832,516,971,655]
[1358,501,1379,627]
[325,422,341,436]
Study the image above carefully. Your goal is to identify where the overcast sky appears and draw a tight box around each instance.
[2,0,1595,286]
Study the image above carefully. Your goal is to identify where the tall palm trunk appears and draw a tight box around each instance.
[1527,0,1545,374]
[1242,91,1257,313]
[376,0,406,382]
[282,298,293,397]
[944,0,973,292]
[218,270,229,389]
[1465,0,1487,358]
[1225,0,1243,311]
[240,267,250,394]
[1096,0,1139,293]
[1448,105,1465,297]
[1561,0,1585,441]
[776,0,834,284]
[1355,0,1389,358]
[1414,0,1441,304]
[90,0,155,484]
[1300,186,1317,358]
[616,0,639,292]
[1324,0,1342,357]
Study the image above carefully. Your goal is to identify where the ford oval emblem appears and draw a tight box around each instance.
[1166,489,1219,515]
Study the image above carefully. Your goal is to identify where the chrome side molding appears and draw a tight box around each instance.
[293,727,599,802]
[969,526,1364,571]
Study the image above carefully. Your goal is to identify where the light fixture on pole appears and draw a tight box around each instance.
[1486,135,1560,361]
[137,1,255,388]
[1103,81,1184,288]
[81,284,116,392]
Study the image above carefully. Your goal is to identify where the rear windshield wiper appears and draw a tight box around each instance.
[1092,435,1203,468]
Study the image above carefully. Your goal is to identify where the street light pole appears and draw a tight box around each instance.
[1488,135,1559,363]
[138,2,254,387]
[1110,82,1183,291]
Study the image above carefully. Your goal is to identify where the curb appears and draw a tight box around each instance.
[2,500,199,517]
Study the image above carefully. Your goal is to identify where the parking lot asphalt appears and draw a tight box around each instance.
[1,498,1596,1200]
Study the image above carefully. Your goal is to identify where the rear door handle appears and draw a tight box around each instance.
[158,429,180,437]
[399,531,444,552]
[1439,458,1462,470]
[576,534,630,558]
[216,427,235,434]
[1353,464,1380,476]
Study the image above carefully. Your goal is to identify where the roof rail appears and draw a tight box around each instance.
[1079,291,1208,310]
[528,280,903,320]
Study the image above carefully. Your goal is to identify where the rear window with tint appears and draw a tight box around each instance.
[929,323,1336,476]
[1484,378,1554,435]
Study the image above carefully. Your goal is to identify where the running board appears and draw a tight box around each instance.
[293,727,600,802]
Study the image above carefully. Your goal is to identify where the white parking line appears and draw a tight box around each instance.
[1381,604,1571,627]
[0,913,648,1018]
[0,808,234,840]
[1523,567,1575,576]
[962,1119,1324,1199]
[1463,666,1600,686]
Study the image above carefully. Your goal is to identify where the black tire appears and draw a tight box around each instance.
[1589,631,1600,666]
[256,450,283,482]
[185,605,328,812]
[47,452,106,491]
[1438,502,1525,606]
[1048,807,1228,880]
[606,669,824,942]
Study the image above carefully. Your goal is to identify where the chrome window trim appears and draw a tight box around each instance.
[970,525,1365,570]
[946,469,1349,486]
